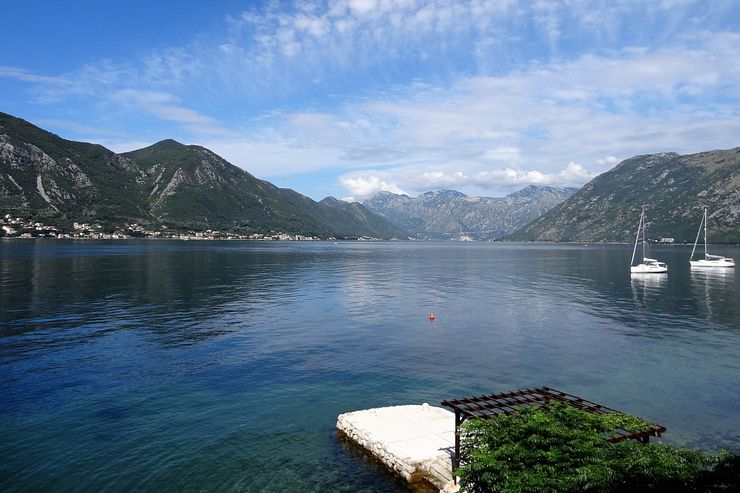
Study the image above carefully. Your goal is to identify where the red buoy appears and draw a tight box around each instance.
[429,313,435,321]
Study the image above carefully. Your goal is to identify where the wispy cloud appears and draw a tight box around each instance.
[0,66,69,85]
[109,89,238,136]
[37,119,125,138]
[204,31,740,197]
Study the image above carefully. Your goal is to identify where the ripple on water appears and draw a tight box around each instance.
[1,241,739,490]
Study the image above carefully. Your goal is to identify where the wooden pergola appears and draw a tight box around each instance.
[441,386,666,473]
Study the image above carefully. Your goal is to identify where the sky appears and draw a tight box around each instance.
[1,0,739,201]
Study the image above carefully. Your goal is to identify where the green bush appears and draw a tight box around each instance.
[456,402,738,492]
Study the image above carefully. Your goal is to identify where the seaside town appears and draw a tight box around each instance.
[0,214,389,241]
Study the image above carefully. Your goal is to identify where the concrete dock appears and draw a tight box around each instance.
[336,404,459,492]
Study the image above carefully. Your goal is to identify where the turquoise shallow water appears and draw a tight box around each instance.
[1,240,739,491]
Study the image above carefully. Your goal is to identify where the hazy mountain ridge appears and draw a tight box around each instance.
[0,112,408,239]
[363,186,577,239]
[508,148,740,243]
[318,196,409,239]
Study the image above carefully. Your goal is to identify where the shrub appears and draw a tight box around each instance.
[456,402,737,492]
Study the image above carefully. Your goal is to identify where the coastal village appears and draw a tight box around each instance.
[0,214,387,241]
[0,213,681,244]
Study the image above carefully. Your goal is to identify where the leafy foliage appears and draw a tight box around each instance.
[457,402,738,492]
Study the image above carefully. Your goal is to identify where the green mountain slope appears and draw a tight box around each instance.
[0,112,407,238]
[508,149,740,243]
[120,140,332,234]
[0,112,149,225]
[318,196,409,238]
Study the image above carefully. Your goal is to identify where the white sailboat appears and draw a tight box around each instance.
[689,208,735,268]
[630,207,668,274]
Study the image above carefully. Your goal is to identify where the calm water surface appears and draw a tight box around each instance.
[1,240,739,491]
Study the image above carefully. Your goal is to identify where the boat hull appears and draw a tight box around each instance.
[631,264,668,274]
[689,259,735,268]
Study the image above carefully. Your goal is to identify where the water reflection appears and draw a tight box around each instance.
[690,266,736,284]
[0,241,349,356]
[691,268,736,322]
[630,273,668,306]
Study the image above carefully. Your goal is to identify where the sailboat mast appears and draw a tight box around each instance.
[691,208,703,261]
[704,208,708,258]
[631,207,643,265]
[642,208,646,261]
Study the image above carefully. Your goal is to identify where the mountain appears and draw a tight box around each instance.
[0,112,407,239]
[0,113,150,225]
[318,196,409,239]
[120,139,333,234]
[508,148,740,243]
[363,186,577,239]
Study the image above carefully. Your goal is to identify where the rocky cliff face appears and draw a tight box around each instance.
[0,120,150,224]
[0,112,407,238]
[363,186,576,239]
[508,148,740,243]
[120,139,309,231]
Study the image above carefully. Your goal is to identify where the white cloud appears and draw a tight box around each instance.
[39,119,124,138]
[203,139,345,177]
[0,65,93,101]
[0,65,69,85]
[596,155,620,166]
[339,173,407,201]
[347,0,379,16]
[558,162,594,183]
[111,89,177,106]
[339,161,598,201]
[482,146,521,162]
[120,29,737,196]
[110,89,238,136]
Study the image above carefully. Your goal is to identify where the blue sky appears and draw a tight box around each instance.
[2,1,739,201]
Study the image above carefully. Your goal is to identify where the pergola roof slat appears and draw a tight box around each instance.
[441,386,666,444]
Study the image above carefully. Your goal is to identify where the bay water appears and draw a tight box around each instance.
[1,240,739,491]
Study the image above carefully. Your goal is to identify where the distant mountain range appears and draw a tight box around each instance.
[0,112,407,239]
[4,111,738,243]
[363,186,577,239]
[508,148,740,243]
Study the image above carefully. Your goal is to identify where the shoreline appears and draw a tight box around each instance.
[3,236,737,246]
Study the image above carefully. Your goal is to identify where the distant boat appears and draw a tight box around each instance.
[630,207,668,274]
[690,208,735,268]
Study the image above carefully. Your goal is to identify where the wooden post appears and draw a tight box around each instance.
[454,409,462,483]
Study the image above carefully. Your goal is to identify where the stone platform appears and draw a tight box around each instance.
[336,404,459,492]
